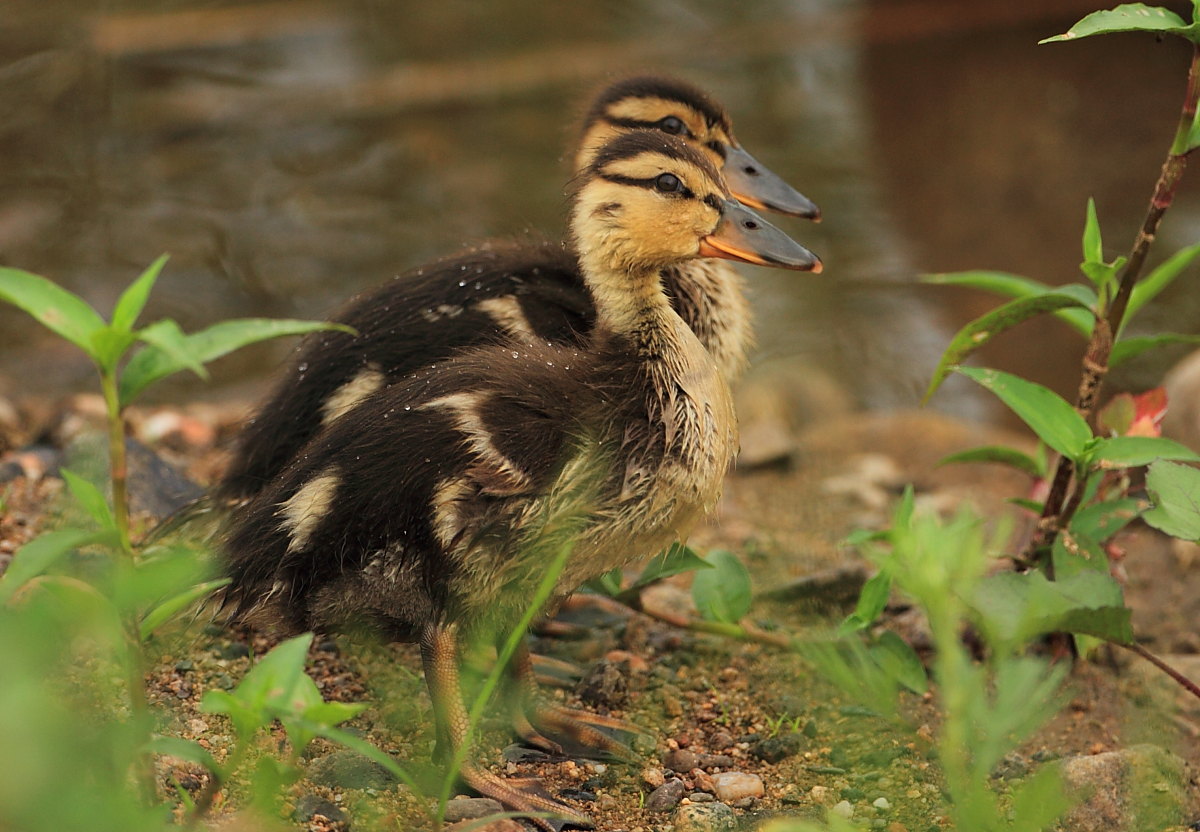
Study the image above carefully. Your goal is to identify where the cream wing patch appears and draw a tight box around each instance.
[321,365,385,425]
[421,391,533,493]
[476,296,535,338]
[279,470,341,552]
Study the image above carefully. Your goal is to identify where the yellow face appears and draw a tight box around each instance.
[572,142,728,275]
[575,95,736,176]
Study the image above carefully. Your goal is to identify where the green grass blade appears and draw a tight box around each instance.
[111,255,168,333]
[0,267,107,355]
[923,289,1096,402]
[956,367,1092,460]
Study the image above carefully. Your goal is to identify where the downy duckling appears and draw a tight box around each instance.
[220,130,821,830]
[215,75,819,507]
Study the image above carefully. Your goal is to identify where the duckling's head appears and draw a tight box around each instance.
[576,75,820,219]
[570,130,821,291]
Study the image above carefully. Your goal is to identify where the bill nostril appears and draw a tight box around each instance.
[743,165,758,175]
[743,220,759,230]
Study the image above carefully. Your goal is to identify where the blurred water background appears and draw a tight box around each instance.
[2,0,1198,423]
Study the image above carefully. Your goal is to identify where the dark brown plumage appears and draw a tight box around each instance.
[215,75,819,507]
[221,130,820,829]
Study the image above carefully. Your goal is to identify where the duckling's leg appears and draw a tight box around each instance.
[508,642,644,761]
[421,623,593,831]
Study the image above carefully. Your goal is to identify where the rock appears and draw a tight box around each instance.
[1058,744,1195,832]
[641,766,665,788]
[645,777,686,811]
[751,732,806,763]
[991,751,1030,781]
[306,749,400,790]
[574,658,627,708]
[831,799,854,818]
[443,797,503,823]
[674,801,737,831]
[710,771,764,803]
[1164,348,1200,453]
[873,796,892,810]
[446,819,525,832]
[708,729,734,750]
[663,748,698,773]
[689,791,715,802]
[759,564,871,604]
[292,793,348,823]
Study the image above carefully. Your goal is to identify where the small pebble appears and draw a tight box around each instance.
[673,802,737,831]
[832,799,854,818]
[443,797,504,822]
[688,792,715,803]
[732,797,756,809]
[663,748,698,772]
[710,771,763,803]
[641,767,665,788]
[709,730,734,750]
[645,778,685,812]
[873,797,892,810]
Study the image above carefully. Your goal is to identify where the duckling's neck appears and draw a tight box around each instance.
[583,259,675,340]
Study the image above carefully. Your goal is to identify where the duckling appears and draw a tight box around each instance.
[215,75,819,507]
[220,130,820,830]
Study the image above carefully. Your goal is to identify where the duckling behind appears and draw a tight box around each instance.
[215,75,819,508]
[221,130,819,829]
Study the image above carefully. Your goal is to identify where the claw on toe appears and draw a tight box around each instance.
[526,704,647,762]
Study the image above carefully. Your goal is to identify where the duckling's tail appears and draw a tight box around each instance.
[140,493,223,546]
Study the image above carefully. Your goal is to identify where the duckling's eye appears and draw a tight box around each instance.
[655,173,682,193]
[658,116,685,135]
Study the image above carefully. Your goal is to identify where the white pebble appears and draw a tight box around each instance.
[873,797,892,810]
[831,800,854,818]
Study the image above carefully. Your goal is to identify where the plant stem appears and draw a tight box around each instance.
[1122,642,1200,702]
[99,368,133,557]
[1025,43,1200,565]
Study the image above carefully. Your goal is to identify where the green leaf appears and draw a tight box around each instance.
[936,445,1045,478]
[139,578,230,641]
[1085,436,1200,468]
[1039,5,1194,43]
[1008,766,1071,831]
[1124,242,1200,326]
[59,468,117,533]
[1082,197,1103,265]
[955,367,1093,460]
[111,255,168,333]
[838,568,892,634]
[119,317,352,406]
[1111,332,1200,366]
[145,735,219,774]
[585,569,623,597]
[631,543,713,590]
[1069,497,1143,543]
[1143,460,1200,540]
[971,570,1133,646]
[923,289,1096,402]
[0,267,108,356]
[88,327,138,373]
[868,630,927,693]
[0,528,118,604]
[922,271,1094,336]
[691,550,752,624]
[137,319,208,383]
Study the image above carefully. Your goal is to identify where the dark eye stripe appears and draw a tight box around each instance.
[598,171,697,200]
[603,115,694,138]
[702,193,723,211]
[705,140,728,160]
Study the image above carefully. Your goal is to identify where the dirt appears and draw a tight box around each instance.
[1,395,1198,831]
